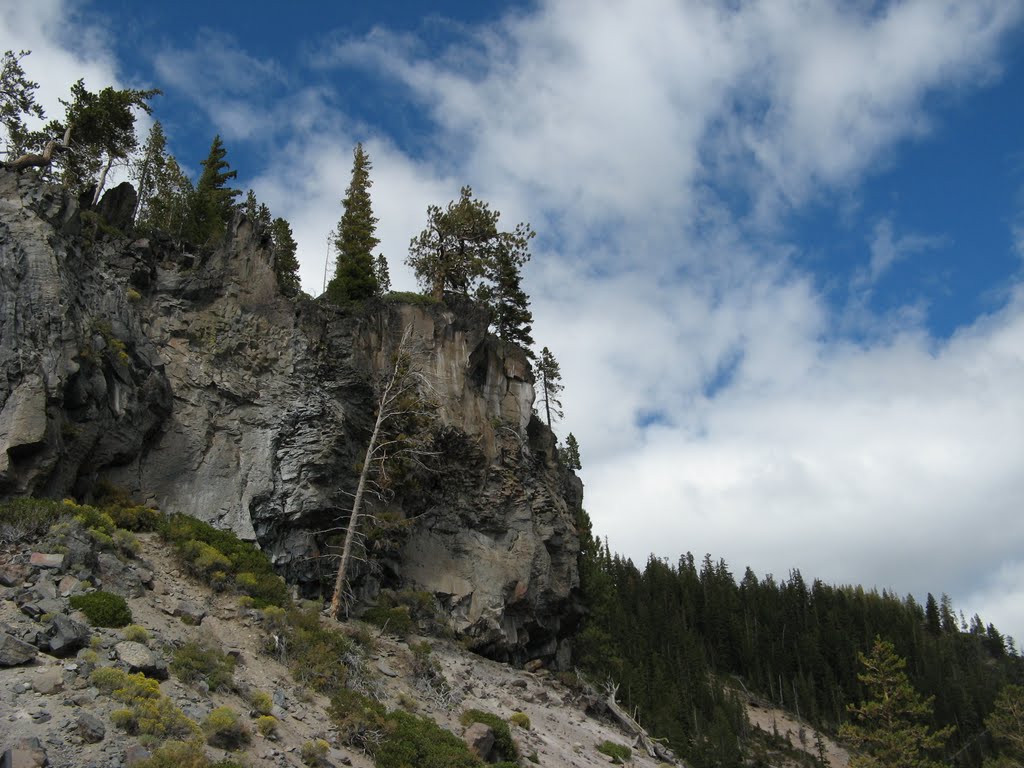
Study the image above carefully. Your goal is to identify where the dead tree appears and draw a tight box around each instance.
[329,324,438,618]
[4,126,71,171]
[603,682,680,764]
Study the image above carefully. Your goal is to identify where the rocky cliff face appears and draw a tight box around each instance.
[0,170,582,664]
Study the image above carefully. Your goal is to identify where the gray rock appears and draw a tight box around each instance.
[94,181,136,232]
[114,641,168,679]
[28,553,63,569]
[172,600,206,624]
[32,667,63,694]
[0,171,583,664]
[123,745,150,766]
[77,711,106,743]
[40,614,90,657]
[1,737,47,768]
[0,632,38,666]
[463,722,496,762]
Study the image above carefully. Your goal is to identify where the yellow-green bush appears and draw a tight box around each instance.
[123,624,150,644]
[510,711,531,730]
[300,739,330,767]
[90,667,197,740]
[202,707,250,750]
[256,715,278,738]
[328,689,387,749]
[250,689,273,716]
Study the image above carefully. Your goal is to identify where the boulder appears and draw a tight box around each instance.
[31,667,63,694]
[0,738,47,768]
[77,711,106,743]
[463,722,496,762]
[114,640,168,679]
[0,632,38,666]
[40,614,90,657]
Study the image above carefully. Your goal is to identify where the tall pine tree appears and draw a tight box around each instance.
[327,142,379,303]
[839,637,952,768]
[191,134,241,243]
[478,222,535,351]
[271,217,301,297]
[536,347,564,429]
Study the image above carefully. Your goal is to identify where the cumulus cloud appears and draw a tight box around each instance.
[9,0,1024,645]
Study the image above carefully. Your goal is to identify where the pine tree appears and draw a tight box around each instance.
[131,121,167,224]
[479,222,535,350]
[191,134,241,242]
[49,79,159,202]
[838,637,952,768]
[0,50,45,159]
[375,254,391,295]
[536,347,564,429]
[140,154,193,239]
[327,142,379,303]
[407,186,500,300]
[984,684,1024,768]
[270,217,301,297]
[560,432,582,470]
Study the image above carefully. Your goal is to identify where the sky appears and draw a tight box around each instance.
[3,1,1024,645]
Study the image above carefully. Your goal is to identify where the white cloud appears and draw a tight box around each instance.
[0,0,123,137]
[9,0,1024,647]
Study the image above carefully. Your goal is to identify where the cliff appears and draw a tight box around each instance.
[0,169,583,665]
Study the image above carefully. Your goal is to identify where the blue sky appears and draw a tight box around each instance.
[4,0,1024,643]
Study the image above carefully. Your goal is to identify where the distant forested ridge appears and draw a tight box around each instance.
[573,512,1023,768]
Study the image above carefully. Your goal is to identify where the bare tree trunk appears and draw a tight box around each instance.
[603,683,680,764]
[328,324,433,618]
[329,405,385,618]
[92,155,114,206]
[4,126,72,172]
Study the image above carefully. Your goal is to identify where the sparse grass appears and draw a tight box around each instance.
[597,740,632,764]
[123,625,150,644]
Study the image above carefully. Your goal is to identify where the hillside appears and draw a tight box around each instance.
[1,498,682,768]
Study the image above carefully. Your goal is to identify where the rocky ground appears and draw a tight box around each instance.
[0,526,681,768]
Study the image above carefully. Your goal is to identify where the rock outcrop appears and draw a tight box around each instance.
[0,169,583,664]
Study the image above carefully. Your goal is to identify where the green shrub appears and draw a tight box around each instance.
[70,591,132,627]
[597,740,632,764]
[113,529,140,557]
[510,711,531,730]
[123,624,150,644]
[300,739,330,766]
[130,738,211,768]
[362,605,414,637]
[375,710,481,768]
[256,715,278,737]
[202,707,250,750]
[171,641,236,691]
[328,689,387,749]
[160,513,287,607]
[460,709,518,762]
[249,690,273,716]
[91,666,129,692]
[383,291,442,306]
[280,607,351,695]
[0,498,69,540]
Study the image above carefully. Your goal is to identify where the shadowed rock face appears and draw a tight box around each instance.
[0,170,583,664]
